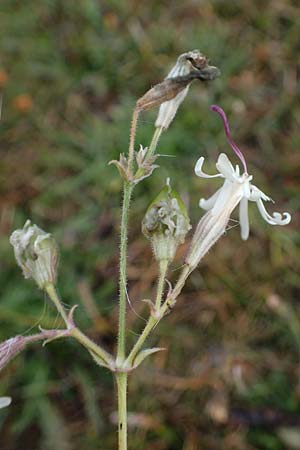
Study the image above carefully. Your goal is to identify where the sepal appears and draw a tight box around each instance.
[109,153,131,183]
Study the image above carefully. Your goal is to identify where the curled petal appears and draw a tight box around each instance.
[195,156,222,178]
[239,197,250,240]
[250,185,272,203]
[199,187,222,210]
[216,153,237,182]
[256,198,291,225]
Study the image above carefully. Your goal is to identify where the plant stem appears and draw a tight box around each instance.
[161,264,190,311]
[70,328,113,366]
[128,108,140,171]
[115,123,164,450]
[45,283,112,366]
[45,283,69,327]
[126,316,157,365]
[116,373,128,450]
[126,264,190,365]
[147,126,163,159]
[155,259,169,310]
[117,182,134,363]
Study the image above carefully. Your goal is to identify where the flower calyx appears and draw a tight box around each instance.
[142,179,191,263]
[10,220,59,290]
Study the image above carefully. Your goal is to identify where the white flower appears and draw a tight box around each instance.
[195,152,291,241]
[185,105,291,270]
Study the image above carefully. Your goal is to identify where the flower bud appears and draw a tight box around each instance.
[10,220,59,289]
[142,180,191,262]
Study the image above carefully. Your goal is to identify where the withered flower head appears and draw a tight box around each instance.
[136,50,220,130]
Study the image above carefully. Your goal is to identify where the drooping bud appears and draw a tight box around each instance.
[142,180,191,262]
[154,50,220,130]
[10,220,59,289]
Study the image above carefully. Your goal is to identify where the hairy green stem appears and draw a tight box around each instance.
[147,126,163,159]
[45,283,112,365]
[70,328,113,366]
[116,123,164,450]
[126,316,157,366]
[155,259,169,309]
[45,283,69,327]
[116,373,128,450]
[128,108,140,171]
[126,264,190,365]
[117,182,134,363]
[162,265,190,310]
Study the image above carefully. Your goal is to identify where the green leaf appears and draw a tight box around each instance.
[133,347,165,369]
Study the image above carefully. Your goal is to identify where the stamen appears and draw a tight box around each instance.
[210,105,248,174]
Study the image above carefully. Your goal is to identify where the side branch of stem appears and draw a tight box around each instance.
[126,264,190,365]
[45,283,112,366]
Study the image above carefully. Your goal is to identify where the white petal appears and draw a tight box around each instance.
[195,157,222,179]
[256,198,291,225]
[250,185,272,203]
[199,187,223,210]
[155,87,189,129]
[211,180,242,216]
[242,179,251,199]
[239,197,250,240]
[215,153,237,182]
[0,397,11,409]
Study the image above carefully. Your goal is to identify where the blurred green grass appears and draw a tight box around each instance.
[0,1,299,449]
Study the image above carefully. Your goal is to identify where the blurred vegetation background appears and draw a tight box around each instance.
[0,1,299,449]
